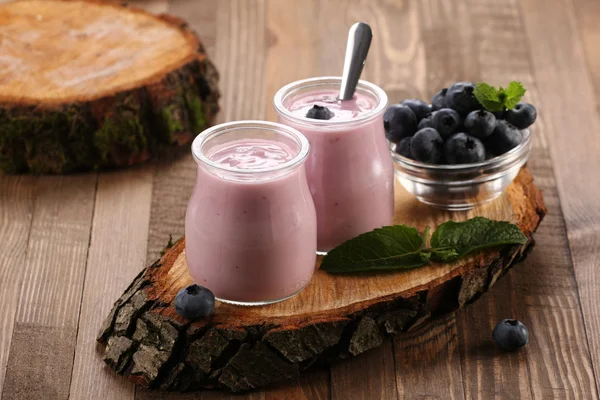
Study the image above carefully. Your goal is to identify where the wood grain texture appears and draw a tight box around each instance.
[1,176,96,400]
[0,0,219,174]
[571,0,600,108]
[519,0,600,395]
[0,177,35,395]
[68,168,153,400]
[394,315,465,399]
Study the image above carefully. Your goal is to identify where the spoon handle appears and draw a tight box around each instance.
[339,22,373,101]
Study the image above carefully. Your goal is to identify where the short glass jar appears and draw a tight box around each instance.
[185,121,316,305]
[274,77,394,253]
[391,129,532,210]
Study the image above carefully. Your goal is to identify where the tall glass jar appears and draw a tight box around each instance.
[185,121,316,305]
[274,77,393,253]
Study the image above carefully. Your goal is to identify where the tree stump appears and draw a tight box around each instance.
[97,168,546,392]
[0,0,220,174]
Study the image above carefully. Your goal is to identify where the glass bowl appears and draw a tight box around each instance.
[390,129,531,211]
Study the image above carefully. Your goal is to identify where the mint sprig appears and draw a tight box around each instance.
[320,217,527,274]
[473,81,526,112]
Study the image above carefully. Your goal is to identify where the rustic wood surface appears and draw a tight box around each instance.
[95,168,545,392]
[0,0,599,399]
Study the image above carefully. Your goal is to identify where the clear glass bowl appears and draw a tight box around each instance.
[390,129,531,211]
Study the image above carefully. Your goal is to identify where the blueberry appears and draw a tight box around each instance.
[306,105,333,120]
[432,108,461,139]
[487,120,523,154]
[384,104,418,142]
[444,132,486,164]
[464,110,496,139]
[174,284,215,320]
[394,137,413,159]
[431,88,448,111]
[493,109,506,120]
[411,128,443,163]
[445,82,481,115]
[401,99,431,120]
[417,112,436,130]
[505,102,537,129]
[492,319,529,351]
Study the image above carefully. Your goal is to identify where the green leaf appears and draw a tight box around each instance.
[503,81,526,109]
[320,225,429,273]
[430,248,460,262]
[474,83,504,112]
[430,217,527,258]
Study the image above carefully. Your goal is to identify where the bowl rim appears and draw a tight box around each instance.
[390,128,531,172]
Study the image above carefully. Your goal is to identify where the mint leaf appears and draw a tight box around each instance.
[430,217,527,258]
[503,81,526,109]
[320,225,428,273]
[430,248,460,262]
[474,83,504,112]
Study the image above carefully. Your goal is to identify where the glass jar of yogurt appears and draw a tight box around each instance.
[185,121,316,305]
[274,77,393,253]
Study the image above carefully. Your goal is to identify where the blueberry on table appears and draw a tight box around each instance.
[444,132,486,164]
[445,82,481,115]
[431,88,448,111]
[411,128,443,164]
[505,102,537,129]
[492,319,529,351]
[401,99,431,120]
[432,108,461,139]
[174,284,215,320]
[384,104,418,142]
[394,137,413,159]
[464,110,496,139]
[306,105,333,120]
[487,120,523,154]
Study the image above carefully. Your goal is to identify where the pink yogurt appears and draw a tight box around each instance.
[275,78,394,252]
[185,121,316,305]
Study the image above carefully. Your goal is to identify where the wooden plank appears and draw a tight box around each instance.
[127,0,169,14]
[1,175,97,400]
[68,168,153,400]
[438,0,598,398]
[519,0,600,395]
[0,177,36,395]
[394,315,464,399]
[570,0,600,103]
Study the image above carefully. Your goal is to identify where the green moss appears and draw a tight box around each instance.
[159,104,184,144]
[185,95,206,134]
[94,113,147,164]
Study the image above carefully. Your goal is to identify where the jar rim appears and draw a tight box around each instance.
[191,120,310,175]
[273,76,388,127]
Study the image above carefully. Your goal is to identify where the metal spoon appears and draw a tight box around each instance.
[338,22,373,101]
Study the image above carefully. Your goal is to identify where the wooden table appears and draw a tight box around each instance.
[1,0,599,399]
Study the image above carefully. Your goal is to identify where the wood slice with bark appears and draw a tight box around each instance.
[0,0,220,174]
[97,168,546,393]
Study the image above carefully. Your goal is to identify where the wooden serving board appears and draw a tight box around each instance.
[0,0,219,173]
[97,168,546,393]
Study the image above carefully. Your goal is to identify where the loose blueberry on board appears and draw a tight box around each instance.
[417,112,436,130]
[487,120,523,154]
[401,99,431,120]
[431,88,448,111]
[432,108,461,139]
[444,132,486,164]
[394,137,413,159]
[464,110,496,139]
[411,128,443,163]
[445,82,481,115]
[174,284,215,320]
[505,102,537,129]
[306,105,333,120]
[492,319,529,351]
[383,104,418,142]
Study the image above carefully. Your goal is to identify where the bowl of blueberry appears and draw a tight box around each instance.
[385,81,536,210]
